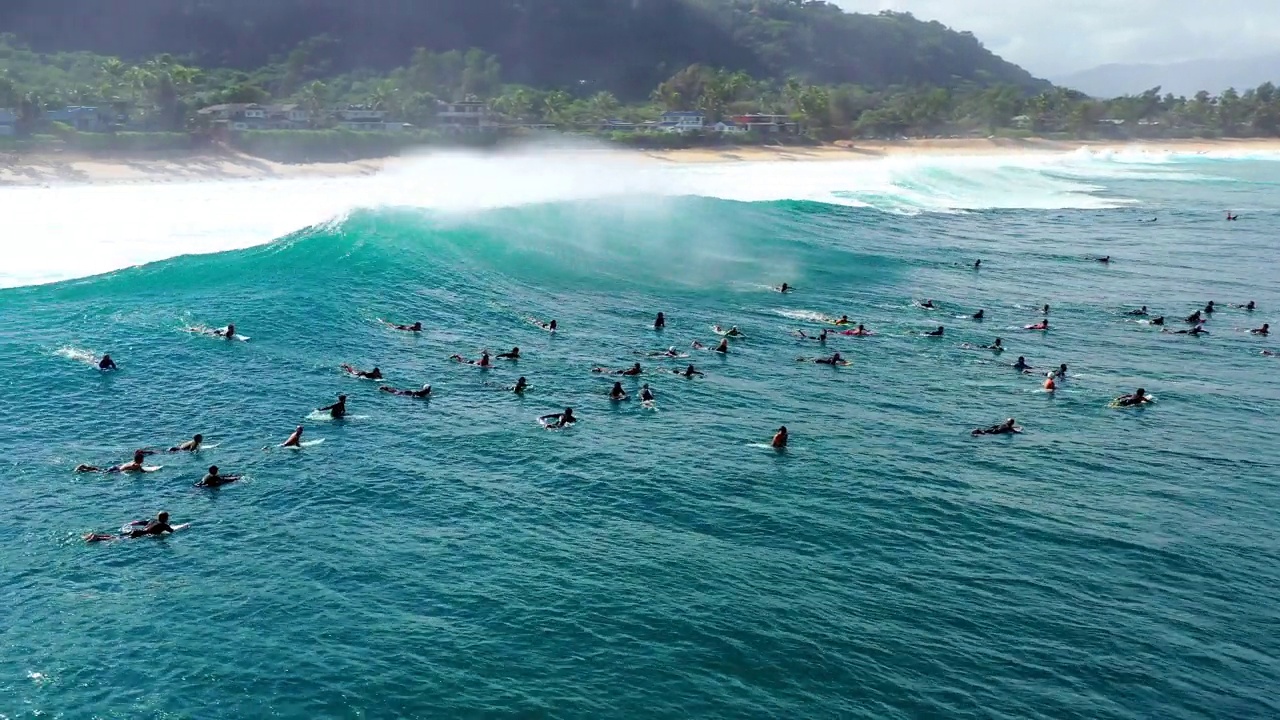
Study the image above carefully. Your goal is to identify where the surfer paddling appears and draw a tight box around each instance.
[84,512,186,543]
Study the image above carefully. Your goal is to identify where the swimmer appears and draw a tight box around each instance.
[847,324,873,337]
[918,300,936,309]
[318,394,347,419]
[771,426,788,448]
[1167,324,1209,336]
[972,309,985,320]
[1097,256,1111,263]
[1042,304,1050,315]
[1150,316,1165,326]
[1185,310,1203,324]
[280,426,305,447]
[674,364,704,378]
[511,377,529,394]
[813,352,849,366]
[496,347,521,360]
[341,364,383,380]
[641,384,655,402]
[715,338,730,353]
[1126,306,1149,316]
[211,323,237,339]
[924,326,945,337]
[1252,324,1270,336]
[972,418,1021,436]
[169,434,203,452]
[382,320,422,332]
[84,512,182,542]
[98,354,117,371]
[1114,388,1152,407]
[451,352,492,368]
[1204,301,1216,315]
[654,312,666,330]
[380,383,432,398]
[973,259,981,269]
[1012,356,1033,372]
[540,407,577,429]
[831,315,851,326]
[609,382,629,401]
[1026,320,1049,331]
[195,465,241,489]
[1053,363,1068,379]
[593,362,643,376]
[75,449,150,474]
[1226,211,1238,221]
[777,283,791,293]
[1043,375,1056,392]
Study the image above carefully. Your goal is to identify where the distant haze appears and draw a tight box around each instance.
[832,0,1280,79]
[1055,55,1280,98]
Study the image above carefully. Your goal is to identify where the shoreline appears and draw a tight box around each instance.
[3,137,1280,187]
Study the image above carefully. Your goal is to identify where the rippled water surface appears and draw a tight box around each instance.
[1,151,1278,718]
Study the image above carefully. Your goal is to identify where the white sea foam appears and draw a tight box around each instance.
[0,144,1234,289]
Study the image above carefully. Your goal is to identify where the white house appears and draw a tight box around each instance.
[436,100,497,132]
[659,111,705,131]
[713,121,745,134]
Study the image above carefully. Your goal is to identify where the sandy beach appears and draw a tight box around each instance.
[3,137,1280,186]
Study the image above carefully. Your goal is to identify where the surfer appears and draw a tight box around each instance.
[771,426,788,448]
[1042,304,1050,315]
[973,259,982,269]
[1053,363,1068,379]
[383,320,422,332]
[1043,375,1057,392]
[972,418,1021,436]
[594,362,643,376]
[533,319,557,332]
[540,407,577,429]
[496,347,521,360]
[98,354,117,371]
[1226,211,1238,221]
[1026,320,1049,331]
[972,309,985,320]
[984,338,1004,351]
[341,364,383,380]
[1167,324,1209,336]
[918,300,936,310]
[1012,356,1033,372]
[924,326,945,337]
[812,352,849,366]
[1127,306,1149,316]
[847,324,873,337]
[795,329,829,343]
[196,465,241,489]
[714,338,730,353]
[654,312,666,330]
[641,384,655,402]
[644,346,685,358]
[717,325,745,337]
[1185,310,1203,324]
[609,382,629,401]
[1234,301,1256,311]
[675,364,704,378]
[210,323,237,339]
[280,426,305,447]
[1114,388,1152,407]
[1150,316,1165,326]
[318,394,347,419]
[1252,324,1271,336]
[75,450,149,474]
[777,283,791,293]
[1097,256,1111,263]
[831,315,851,326]
[1204,301,1216,315]
[381,383,432,398]
[84,512,181,543]
[512,377,529,394]
[451,352,492,368]
[168,434,203,452]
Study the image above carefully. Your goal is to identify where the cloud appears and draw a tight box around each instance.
[830,0,1280,76]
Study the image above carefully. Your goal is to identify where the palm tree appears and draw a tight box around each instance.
[542,90,572,125]
[587,91,620,119]
[298,81,330,127]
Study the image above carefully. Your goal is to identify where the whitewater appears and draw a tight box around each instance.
[2,146,1278,718]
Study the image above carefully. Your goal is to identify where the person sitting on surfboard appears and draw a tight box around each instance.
[511,377,529,394]
[1012,356,1033,372]
[1053,363,1068,379]
[84,512,182,542]
[654,312,666,330]
[1114,388,1152,407]
[196,465,241,489]
[341,364,383,379]
[381,383,432,398]
[319,394,347,419]
[1042,304,1050,315]
[609,382,628,401]
[983,338,1004,351]
[714,338,730,353]
[778,283,791,293]
[1127,306,1149,316]
[75,450,149,474]
[675,364,704,378]
[211,323,237,339]
[1185,310,1203,324]
[972,418,1020,436]
[383,320,422,332]
[641,384,655,402]
[540,408,577,428]
[973,259,981,269]
[535,319,557,332]
[972,309,985,320]
[1252,324,1270,336]
[771,426,788,448]
[281,426,305,448]
[97,354,117,371]
[925,326,945,336]
[918,300,936,309]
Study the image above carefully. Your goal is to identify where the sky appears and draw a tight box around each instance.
[831,0,1279,78]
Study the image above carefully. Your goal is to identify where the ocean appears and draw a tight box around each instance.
[1,148,1277,718]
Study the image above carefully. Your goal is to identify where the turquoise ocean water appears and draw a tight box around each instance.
[1,150,1278,718]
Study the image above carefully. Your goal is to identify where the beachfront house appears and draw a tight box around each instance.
[0,109,15,136]
[334,105,403,132]
[731,113,798,134]
[436,100,497,133]
[268,104,312,129]
[198,103,271,131]
[658,111,706,132]
[713,120,745,134]
[45,106,114,132]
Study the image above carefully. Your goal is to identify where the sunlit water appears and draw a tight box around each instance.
[2,148,1278,718]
